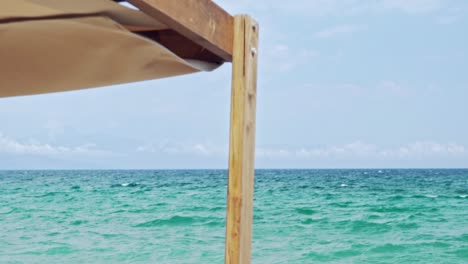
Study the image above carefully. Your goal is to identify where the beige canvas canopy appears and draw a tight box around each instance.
[0,0,219,97]
[0,1,259,263]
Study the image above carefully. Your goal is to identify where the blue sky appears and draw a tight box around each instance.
[1,0,467,169]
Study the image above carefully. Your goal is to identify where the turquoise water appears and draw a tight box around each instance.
[0,169,467,263]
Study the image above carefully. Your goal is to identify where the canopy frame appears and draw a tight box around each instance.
[124,1,259,263]
[127,0,234,62]
[4,0,259,263]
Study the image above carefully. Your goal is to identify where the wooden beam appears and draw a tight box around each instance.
[137,30,224,63]
[225,15,259,264]
[128,0,234,62]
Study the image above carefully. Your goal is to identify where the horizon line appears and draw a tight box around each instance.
[1,167,467,171]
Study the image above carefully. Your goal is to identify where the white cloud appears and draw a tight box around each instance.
[295,141,378,158]
[270,141,466,160]
[379,81,408,96]
[314,24,367,39]
[136,140,466,160]
[436,15,459,25]
[0,133,116,157]
[257,148,292,158]
[435,8,464,25]
[44,120,65,141]
[217,0,447,16]
[381,142,466,158]
[265,44,319,73]
[273,44,289,53]
[137,141,227,156]
[381,0,443,14]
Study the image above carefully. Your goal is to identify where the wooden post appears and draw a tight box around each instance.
[225,15,259,264]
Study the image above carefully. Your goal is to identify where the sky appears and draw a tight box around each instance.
[1,0,467,169]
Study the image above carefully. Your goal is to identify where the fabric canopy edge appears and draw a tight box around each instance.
[0,15,220,98]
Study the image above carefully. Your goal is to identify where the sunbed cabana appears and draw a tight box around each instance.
[0,0,258,263]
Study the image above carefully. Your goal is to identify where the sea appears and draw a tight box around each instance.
[0,169,467,263]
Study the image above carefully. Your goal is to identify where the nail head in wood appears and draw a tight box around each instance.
[251,48,257,57]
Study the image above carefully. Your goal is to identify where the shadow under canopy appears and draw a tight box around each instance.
[0,0,220,97]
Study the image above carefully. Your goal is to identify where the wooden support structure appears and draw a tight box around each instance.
[225,15,259,264]
[3,0,259,262]
[122,2,259,262]
[128,0,234,61]
[125,2,259,261]
[128,3,259,262]
[137,29,225,63]
[117,2,260,263]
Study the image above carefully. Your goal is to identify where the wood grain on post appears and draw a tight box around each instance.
[225,15,259,264]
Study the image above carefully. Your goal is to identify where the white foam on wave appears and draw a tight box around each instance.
[121,183,129,187]
[425,194,438,198]
[340,184,348,187]
[460,195,467,198]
